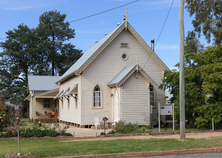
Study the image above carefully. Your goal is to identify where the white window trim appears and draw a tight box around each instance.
[92,85,103,109]
[150,84,156,108]
[121,53,128,61]
[120,43,130,48]
[43,98,51,109]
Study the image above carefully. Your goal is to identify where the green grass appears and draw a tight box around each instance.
[1,137,222,157]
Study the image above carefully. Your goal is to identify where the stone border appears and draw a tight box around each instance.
[1,130,222,140]
[49,147,222,158]
[0,136,73,140]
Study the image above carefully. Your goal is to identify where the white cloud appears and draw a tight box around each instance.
[155,44,179,50]
[0,0,64,11]
[0,0,40,10]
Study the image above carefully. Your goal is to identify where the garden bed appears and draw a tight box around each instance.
[0,135,73,140]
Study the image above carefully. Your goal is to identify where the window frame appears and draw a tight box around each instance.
[43,99,50,109]
[120,43,130,48]
[150,83,155,108]
[93,85,102,108]
[121,53,128,61]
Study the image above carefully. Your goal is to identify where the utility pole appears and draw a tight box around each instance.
[179,0,186,140]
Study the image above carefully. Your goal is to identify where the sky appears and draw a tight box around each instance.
[0,0,199,72]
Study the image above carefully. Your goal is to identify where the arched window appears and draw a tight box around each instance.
[150,83,155,107]
[94,86,101,107]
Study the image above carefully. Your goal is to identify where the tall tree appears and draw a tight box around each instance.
[160,45,222,128]
[0,24,42,103]
[37,10,82,76]
[185,0,222,45]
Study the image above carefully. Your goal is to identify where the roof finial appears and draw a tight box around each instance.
[136,56,138,73]
[124,7,128,30]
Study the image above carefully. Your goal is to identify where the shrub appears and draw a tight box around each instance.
[0,111,16,131]
[0,129,17,138]
[44,130,59,137]
[108,130,115,134]
[147,126,152,129]
[61,133,73,136]
[141,126,146,132]
[20,129,33,138]
[100,132,105,135]
[114,121,139,134]
[114,121,125,133]
[32,129,45,137]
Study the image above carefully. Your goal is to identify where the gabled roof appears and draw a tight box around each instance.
[56,23,125,84]
[28,75,60,91]
[56,21,169,84]
[108,64,158,87]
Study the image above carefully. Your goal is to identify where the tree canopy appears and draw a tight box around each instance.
[159,1,222,128]
[0,10,82,103]
[37,10,82,76]
[160,45,222,128]
[186,0,222,45]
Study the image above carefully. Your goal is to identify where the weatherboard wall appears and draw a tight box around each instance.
[122,72,149,125]
[81,29,165,125]
[59,75,81,125]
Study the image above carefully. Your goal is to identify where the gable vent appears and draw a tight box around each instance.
[121,43,129,48]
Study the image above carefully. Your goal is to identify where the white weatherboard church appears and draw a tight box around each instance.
[26,16,169,127]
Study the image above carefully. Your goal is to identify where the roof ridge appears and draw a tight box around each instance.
[107,64,137,87]
[56,22,126,84]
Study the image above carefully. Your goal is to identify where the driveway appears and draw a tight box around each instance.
[61,124,112,137]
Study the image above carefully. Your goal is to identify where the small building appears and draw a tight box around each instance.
[26,75,60,122]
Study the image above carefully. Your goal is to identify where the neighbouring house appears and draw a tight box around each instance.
[25,75,60,122]
[27,19,169,127]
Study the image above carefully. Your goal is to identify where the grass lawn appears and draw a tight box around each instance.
[1,137,222,157]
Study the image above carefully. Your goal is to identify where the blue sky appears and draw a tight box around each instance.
[0,0,198,71]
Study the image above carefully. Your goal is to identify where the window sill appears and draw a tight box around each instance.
[42,108,51,110]
[92,107,103,109]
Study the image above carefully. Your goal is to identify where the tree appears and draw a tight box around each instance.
[185,0,222,45]
[0,24,42,103]
[36,10,82,76]
[160,45,222,128]
[0,10,82,103]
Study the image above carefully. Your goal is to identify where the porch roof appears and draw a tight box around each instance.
[108,64,158,87]
[28,75,60,91]
[66,84,78,96]
[108,64,136,86]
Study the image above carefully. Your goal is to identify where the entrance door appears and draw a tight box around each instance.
[113,90,119,119]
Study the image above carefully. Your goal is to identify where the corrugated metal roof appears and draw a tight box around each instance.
[108,64,158,87]
[54,90,63,99]
[28,75,60,91]
[56,22,125,83]
[66,84,78,96]
[59,87,69,97]
[108,64,136,86]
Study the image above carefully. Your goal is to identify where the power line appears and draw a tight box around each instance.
[0,0,139,41]
[155,0,174,47]
[69,0,139,23]
[143,0,174,70]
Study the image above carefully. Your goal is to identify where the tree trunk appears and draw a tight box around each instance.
[52,61,54,76]
[18,126,21,153]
